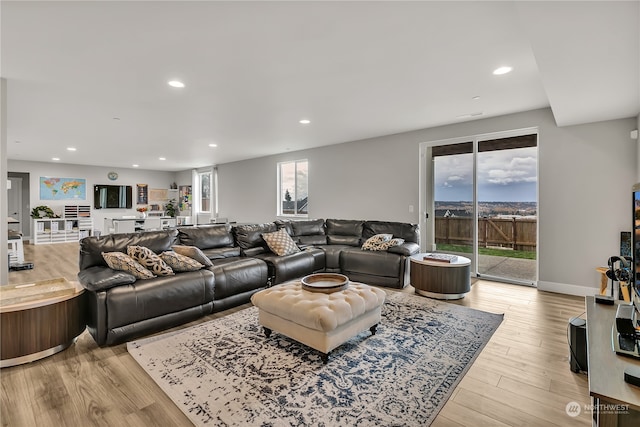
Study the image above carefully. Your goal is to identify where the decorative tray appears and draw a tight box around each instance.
[301,273,349,293]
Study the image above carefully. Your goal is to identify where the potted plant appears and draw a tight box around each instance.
[165,199,176,218]
[31,205,57,218]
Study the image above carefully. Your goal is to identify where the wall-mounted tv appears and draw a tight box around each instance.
[94,185,133,209]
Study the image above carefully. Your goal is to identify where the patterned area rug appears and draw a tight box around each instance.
[128,291,503,426]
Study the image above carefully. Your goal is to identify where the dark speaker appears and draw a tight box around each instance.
[569,317,588,373]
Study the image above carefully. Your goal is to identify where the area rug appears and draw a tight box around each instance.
[127,292,503,426]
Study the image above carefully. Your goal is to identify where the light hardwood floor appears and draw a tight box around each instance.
[2,242,591,426]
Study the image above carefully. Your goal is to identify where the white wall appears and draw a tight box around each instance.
[7,160,177,236]
[218,108,638,295]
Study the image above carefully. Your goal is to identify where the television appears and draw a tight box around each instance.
[94,185,133,209]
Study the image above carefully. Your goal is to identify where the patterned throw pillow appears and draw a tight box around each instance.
[361,234,393,251]
[127,246,174,276]
[379,238,405,250]
[262,229,300,256]
[171,245,214,267]
[102,251,156,280]
[160,251,204,272]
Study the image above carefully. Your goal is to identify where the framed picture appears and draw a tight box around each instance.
[137,184,148,204]
[149,188,168,202]
[40,177,86,200]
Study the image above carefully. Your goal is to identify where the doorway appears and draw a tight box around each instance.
[419,129,538,285]
[8,172,30,238]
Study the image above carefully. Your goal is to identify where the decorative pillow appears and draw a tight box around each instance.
[379,238,405,250]
[361,234,393,251]
[171,245,214,267]
[127,245,174,276]
[102,251,156,280]
[262,229,301,256]
[160,251,204,272]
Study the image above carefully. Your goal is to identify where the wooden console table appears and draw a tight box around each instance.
[585,296,640,426]
[0,278,86,368]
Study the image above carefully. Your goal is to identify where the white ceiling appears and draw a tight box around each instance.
[2,1,639,172]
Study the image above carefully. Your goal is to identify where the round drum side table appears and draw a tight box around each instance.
[410,253,471,300]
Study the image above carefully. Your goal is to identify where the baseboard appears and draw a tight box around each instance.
[537,280,599,297]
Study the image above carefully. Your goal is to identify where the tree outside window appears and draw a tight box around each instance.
[200,172,211,212]
[278,160,308,216]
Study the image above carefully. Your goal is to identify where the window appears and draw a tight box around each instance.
[277,159,308,216]
[199,171,212,212]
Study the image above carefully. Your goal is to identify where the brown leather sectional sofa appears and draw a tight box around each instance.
[77,219,419,346]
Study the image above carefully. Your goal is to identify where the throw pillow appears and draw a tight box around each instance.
[379,238,405,250]
[102,251,156,280]
[171,245,214,267]
[127,245,174,276]
[262,229,300,256]
[361,234,393,251]
[160,251,204,272]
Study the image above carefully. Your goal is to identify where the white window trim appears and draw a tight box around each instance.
[277,159,308,218]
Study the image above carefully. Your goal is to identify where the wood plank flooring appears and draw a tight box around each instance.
[2,242,591,426]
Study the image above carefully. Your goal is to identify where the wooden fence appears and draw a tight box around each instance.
[435,217,537,252]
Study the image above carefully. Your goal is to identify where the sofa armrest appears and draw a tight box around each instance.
[387,242,420,256]
[78,266,137,292]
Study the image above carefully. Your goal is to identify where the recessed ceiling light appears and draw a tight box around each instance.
[168,80,185,88]
[299,119,311,124]
[159,157,166,161]
[112,117,120,121]
[472,96,480,101]
[493,66,512,75]
[208,143,218,148]
[15,140,21,144]
[132,164,139,168]
[52,157,60,161]
[67,147,77,151]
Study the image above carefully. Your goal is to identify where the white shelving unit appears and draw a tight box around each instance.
[33,205,93,244]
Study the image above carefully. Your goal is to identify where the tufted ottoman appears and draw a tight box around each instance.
[250,280,386,363]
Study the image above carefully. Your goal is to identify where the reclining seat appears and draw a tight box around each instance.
[234,223,324,285]
[340,221,420,289]
[78,229,215,346]
[177,225,268,312]
[321,219,364,272]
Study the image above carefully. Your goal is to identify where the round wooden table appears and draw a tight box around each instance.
[410,253,471,300]
[1,278,86,368]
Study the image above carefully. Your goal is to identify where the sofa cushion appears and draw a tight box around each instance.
[361,234,393,251]
[105,270,215,330]
[234,223,277,250]
[127,245,174,276]
[291,219,325,236]
[298,235,328,245]
[363,221,419,243]
[102,251,156,280]
[79,229,179,270]
[171,245,214,267]
[177,225,234,249]
[160,251,204,272]
[201,246,241,260]
[326,219,364,236]
[326,219,363,246]
[262,229,301,256]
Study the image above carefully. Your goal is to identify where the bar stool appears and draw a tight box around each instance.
[8,230,25,265]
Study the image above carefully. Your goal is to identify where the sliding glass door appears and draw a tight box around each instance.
[421,130,538,286]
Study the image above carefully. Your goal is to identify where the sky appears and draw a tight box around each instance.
[434,147,537,202]
[281,160,308,201]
